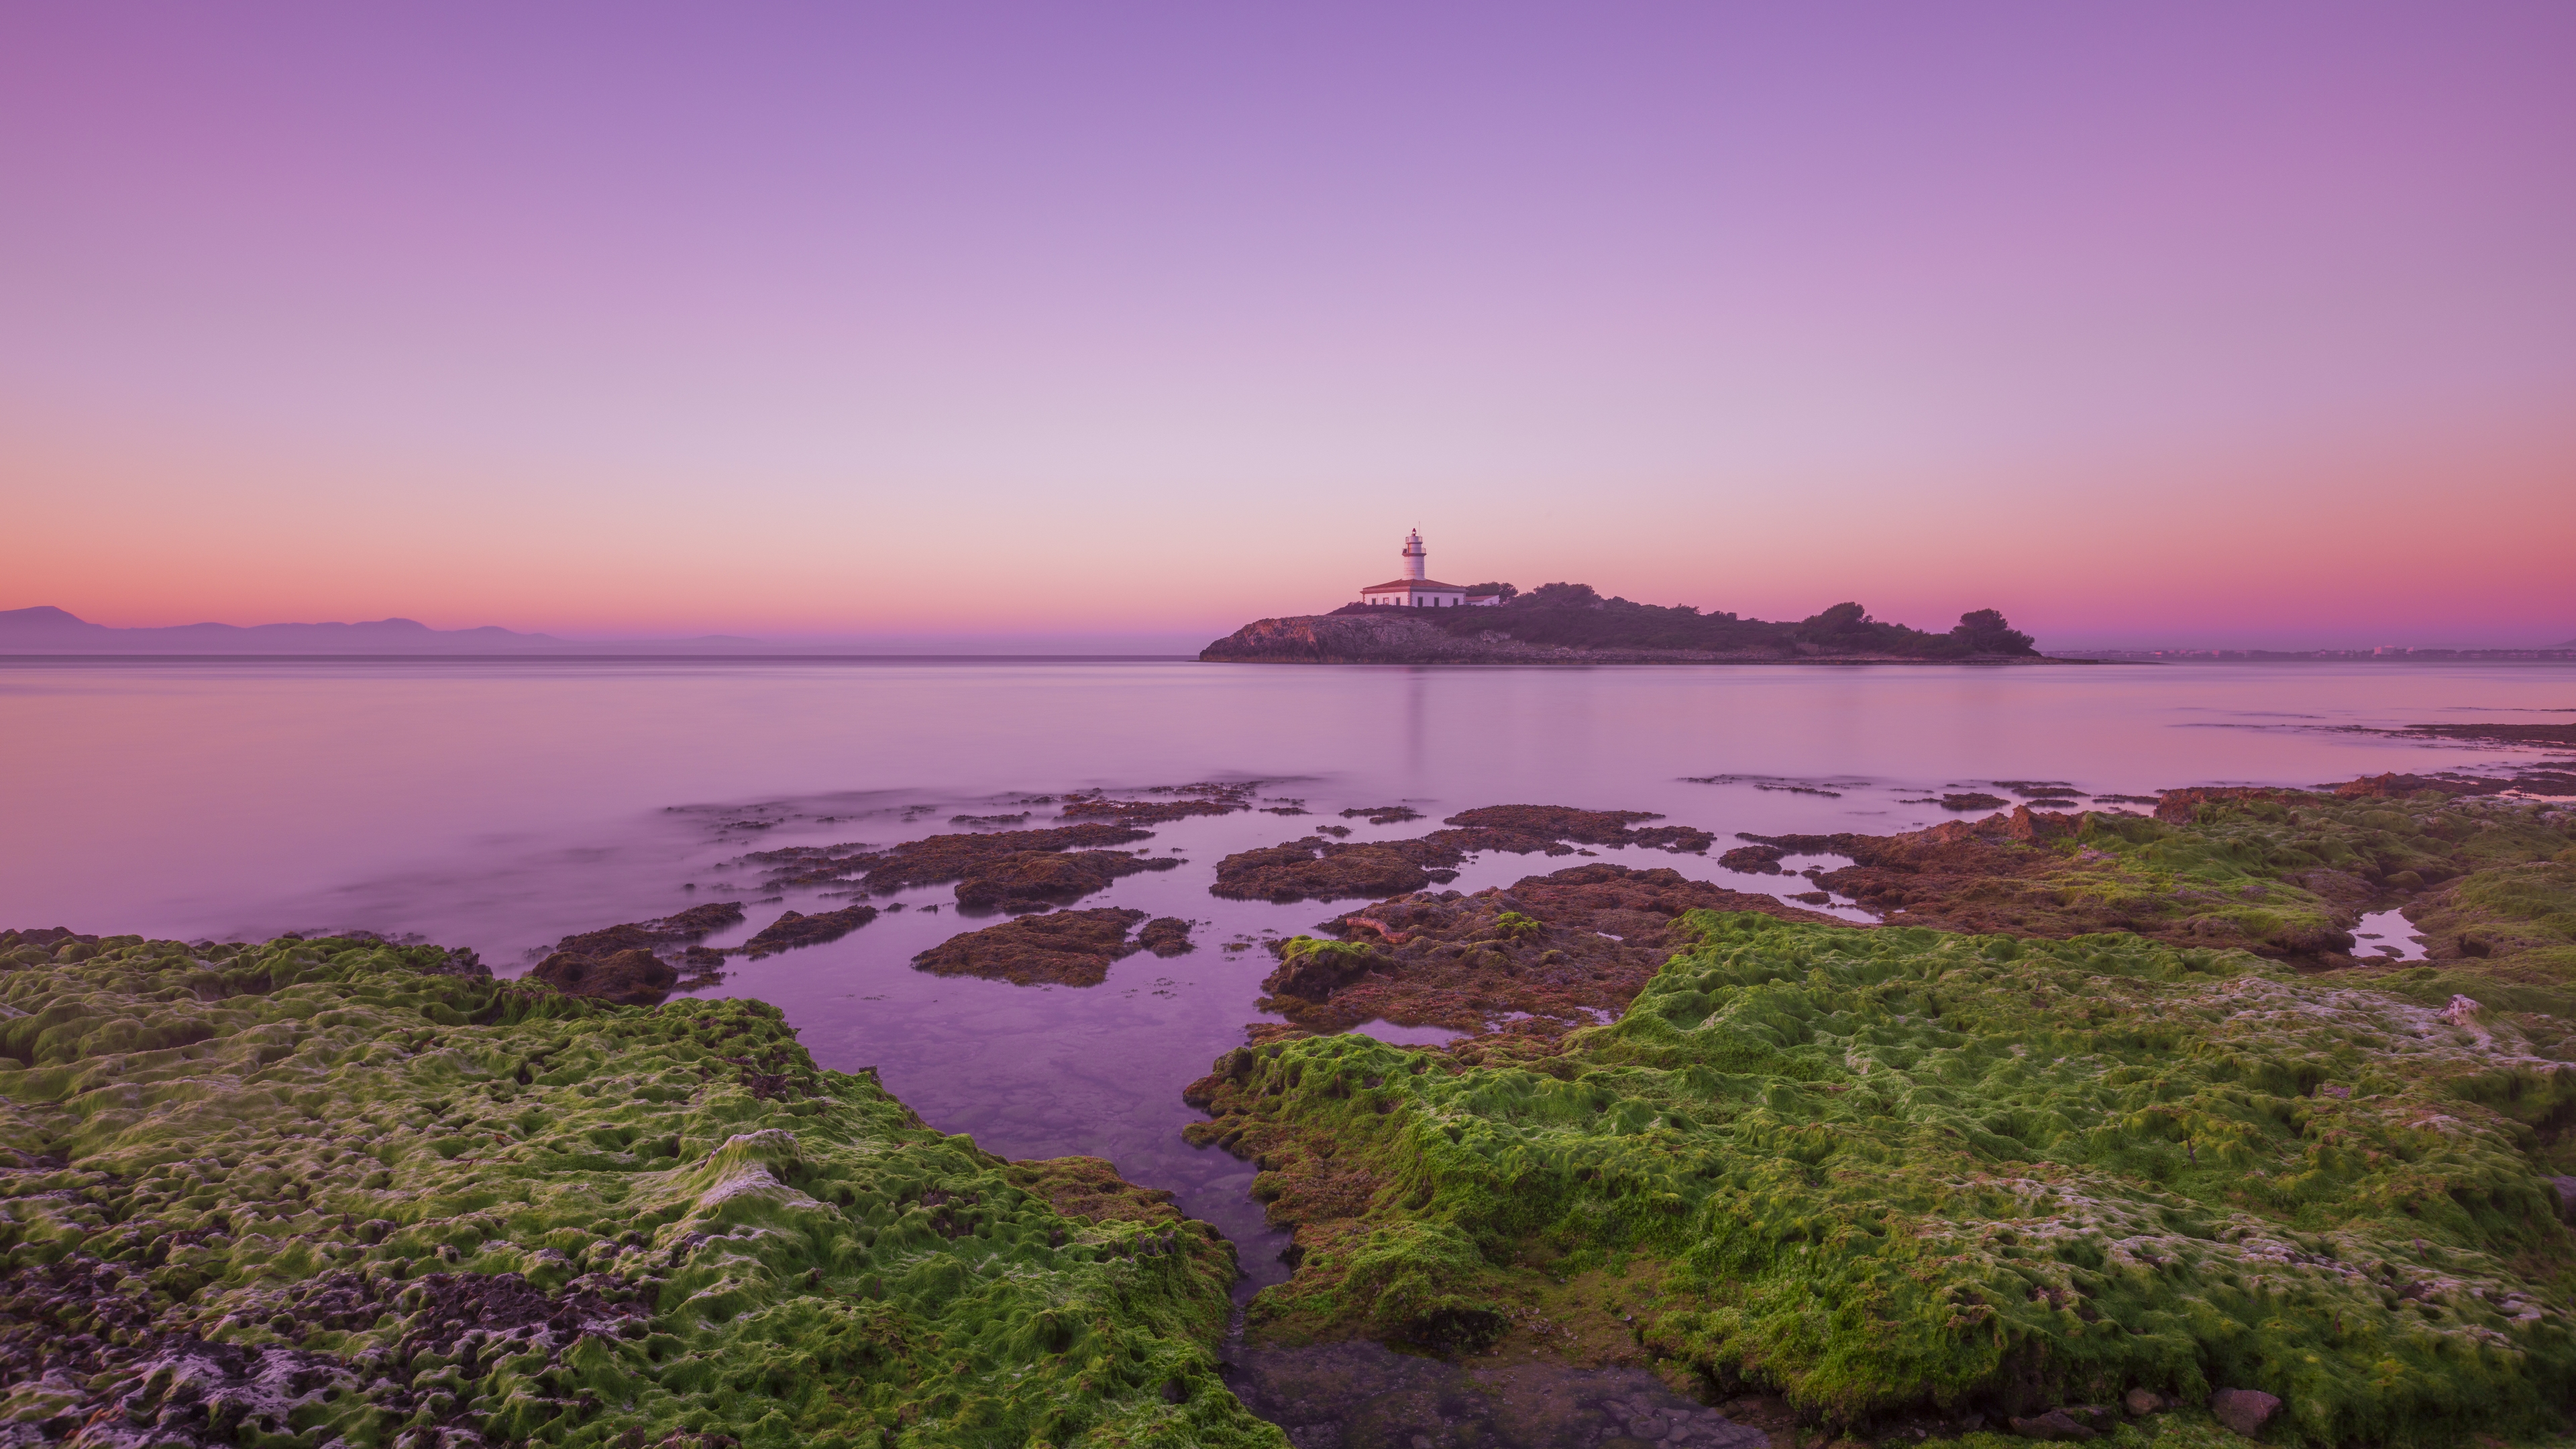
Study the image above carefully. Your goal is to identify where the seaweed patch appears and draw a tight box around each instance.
[0,932,1280,1448]
[1185,912,2576,1442]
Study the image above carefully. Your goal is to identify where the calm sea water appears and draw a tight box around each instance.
[5,657,2569,1440]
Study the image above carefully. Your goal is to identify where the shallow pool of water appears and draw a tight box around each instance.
[2352,906,2430,962]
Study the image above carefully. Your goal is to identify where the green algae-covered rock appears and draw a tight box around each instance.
[1781,792,2576,965]
[0,934,1286,1448]
[1192,915,2576,1443]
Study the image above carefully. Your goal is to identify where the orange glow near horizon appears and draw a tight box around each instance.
[9,403,2569,648]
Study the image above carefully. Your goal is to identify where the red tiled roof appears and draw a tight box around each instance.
[1361,578,1467,591]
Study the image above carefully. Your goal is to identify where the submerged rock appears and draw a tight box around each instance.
[0,934,1273,1446]
[912,907,1151,987]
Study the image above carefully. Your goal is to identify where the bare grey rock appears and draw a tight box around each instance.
[2007,1408,2098,1440]
[2209,1388,2282,1436]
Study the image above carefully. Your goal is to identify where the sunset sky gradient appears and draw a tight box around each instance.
[5,3,2572,649]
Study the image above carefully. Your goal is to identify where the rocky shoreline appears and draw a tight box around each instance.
[0,934,1274,1448]
[8,772,2575,1446]
[1183,777,2576,1444]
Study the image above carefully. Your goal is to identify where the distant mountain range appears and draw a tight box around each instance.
[0,606,763,655]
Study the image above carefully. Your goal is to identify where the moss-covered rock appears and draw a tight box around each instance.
[1749,790,2576,967]
[0,933,1285,1448]
[1187,914,2576,1443]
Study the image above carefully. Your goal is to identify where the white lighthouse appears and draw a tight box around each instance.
[1355,529,1504,608]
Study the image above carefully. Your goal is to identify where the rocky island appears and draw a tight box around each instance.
[1203,585,2048,665]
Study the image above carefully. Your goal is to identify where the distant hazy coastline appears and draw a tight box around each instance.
[0,606,1200,657]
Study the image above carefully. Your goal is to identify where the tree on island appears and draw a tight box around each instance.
[1950,607,2035,655]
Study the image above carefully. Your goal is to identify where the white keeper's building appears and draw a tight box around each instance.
[1357,530,1505,608]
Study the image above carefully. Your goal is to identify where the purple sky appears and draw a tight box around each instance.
[5,3,2572,648]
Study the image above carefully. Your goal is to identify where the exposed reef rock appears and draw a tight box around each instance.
[741,822,1153,894]
[1236,864,1840,1040]
[1059,783,1258,824]
[1211,837,1472,903]
[1716,845,1786,872]
[545,901,745,961]
[1138,917,1197,956]
[1183,912,2576,1442]
[910,907,1153,987]
[0,933,1273,1446]
[1214,806,1717,903]
[1442,804,1712,852]
[1339,806,1422,825]
[1938,792,2010,810]
[529,946,676,1004]
[2402,722,2576,748]
[733,902,879,957]
[2331,768,2576,798]
[1994,780,2082,800]
[952,849,1181,914]
[534,902,747,1000]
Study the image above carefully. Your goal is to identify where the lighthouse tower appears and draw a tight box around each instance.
[1359,528,1495,608]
